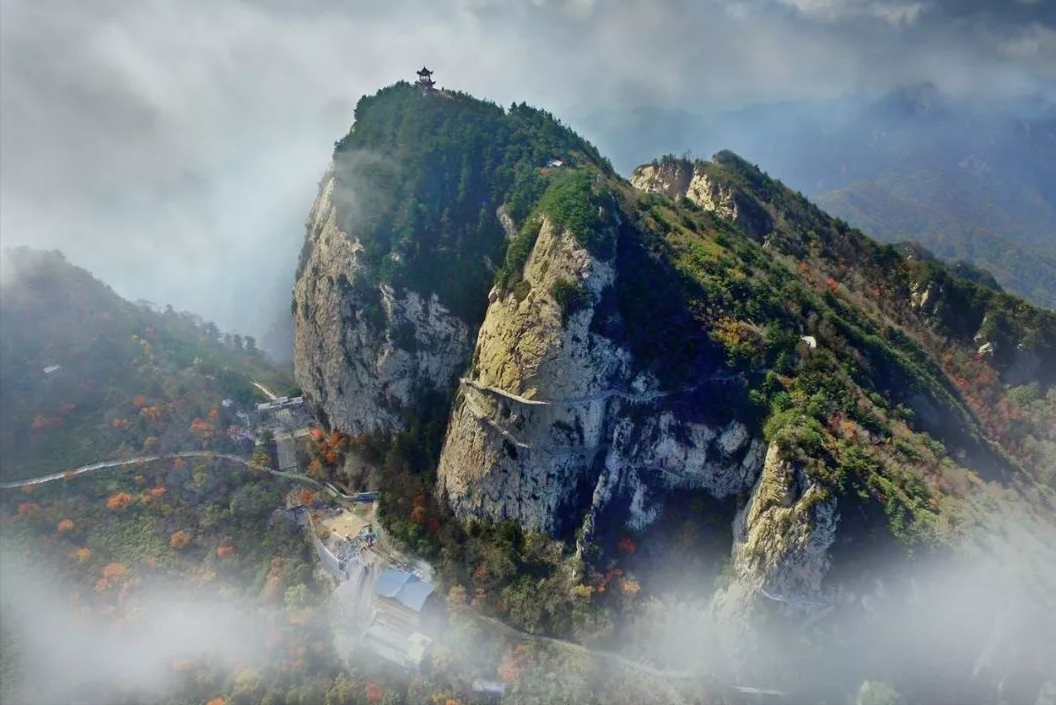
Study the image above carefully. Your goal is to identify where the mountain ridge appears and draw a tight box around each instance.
[576,87,1056,311]
[291,82,1056,700]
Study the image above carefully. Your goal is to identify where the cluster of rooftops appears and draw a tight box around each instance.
[373,567,435,613]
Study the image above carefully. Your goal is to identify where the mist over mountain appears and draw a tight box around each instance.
[2,71,1055,703]
[2,0,1054,350]
[2,0,1055,702]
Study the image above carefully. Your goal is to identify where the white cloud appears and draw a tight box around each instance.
[0,0,1050,340]
[1001,21,1056,58]
[776,0,929,24]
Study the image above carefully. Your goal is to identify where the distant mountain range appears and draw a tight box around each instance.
[576,84,1056,309]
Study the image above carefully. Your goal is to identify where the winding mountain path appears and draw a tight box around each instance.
[475,612,784,700]
[0,451,352,504]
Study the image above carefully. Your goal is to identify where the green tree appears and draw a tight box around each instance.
[857,681,901,705]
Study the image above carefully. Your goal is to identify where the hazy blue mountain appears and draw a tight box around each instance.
[576,85,1056,308]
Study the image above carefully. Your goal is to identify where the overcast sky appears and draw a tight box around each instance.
[1,0,1054,339]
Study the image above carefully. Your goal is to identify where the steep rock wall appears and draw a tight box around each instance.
[631,159,774,238]
[292,164,472,436]
[713,442,839,624]
[436,215,766,537]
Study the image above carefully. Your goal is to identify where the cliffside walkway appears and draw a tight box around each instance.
[459,370,747,408]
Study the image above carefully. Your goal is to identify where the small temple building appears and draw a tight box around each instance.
[416,66,436,92]
[358,567,446,672]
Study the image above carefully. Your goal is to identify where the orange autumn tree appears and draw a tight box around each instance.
[410,505,428,525]
[620,578,642,595]
[140,405,163,423]
[409,490,429,525]
[70,547,92,563]
[102,562,127,579]
[170,530,191,549]
[305,458,325,480]
[142,486,166,504]
[364,682,385,704]
[294,488,317,507]
[96,562,128,592]
[106,492,135,511]
[189,417,214,437]
[56,519,75,534]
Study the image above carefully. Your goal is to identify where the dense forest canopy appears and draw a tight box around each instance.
[0,248,294,481]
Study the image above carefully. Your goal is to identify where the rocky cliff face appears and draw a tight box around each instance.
[631,156,774,239]
[293,163,472,436]
[631,160,740,223]
[437,214,765,537]
[713,442,838,623]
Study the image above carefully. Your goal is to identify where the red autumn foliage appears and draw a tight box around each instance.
[18,502,41,517]
[498,644,533,683]
[216,543,236,558]
[364,682,385,704]
[294,488,317,507]
[189,417,214,436]
[617,537,637,553]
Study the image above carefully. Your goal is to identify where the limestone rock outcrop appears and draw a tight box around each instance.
[292,164,472,436]
[436,215,765,537]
